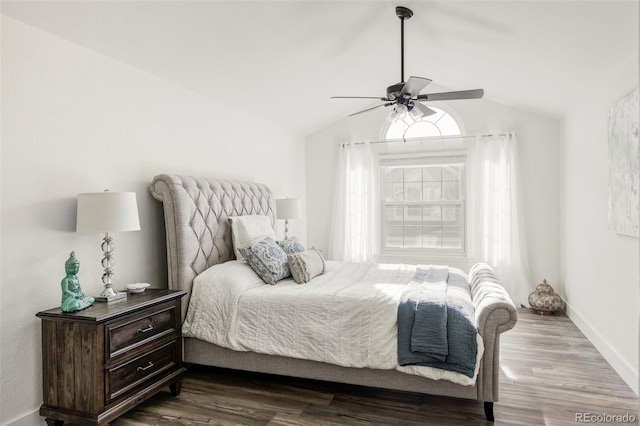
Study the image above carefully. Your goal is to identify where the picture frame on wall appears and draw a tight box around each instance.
[608,87,639,238]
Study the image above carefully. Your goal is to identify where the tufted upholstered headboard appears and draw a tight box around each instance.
[150,174,276,317]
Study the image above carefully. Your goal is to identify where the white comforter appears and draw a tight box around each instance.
[182,260,483,386]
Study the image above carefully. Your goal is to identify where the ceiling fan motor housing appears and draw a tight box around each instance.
[387,82,416,110]
[386,83,404,99]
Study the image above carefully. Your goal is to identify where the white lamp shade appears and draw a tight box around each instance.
[275,198,302,220]
[76,191,141,233]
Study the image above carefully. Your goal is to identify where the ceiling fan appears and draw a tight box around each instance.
[332,6,484,118]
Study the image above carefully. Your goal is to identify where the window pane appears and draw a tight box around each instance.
[404,121,440,138]
[435,113,461,136]
[422,166,441,181]
[404,182,422,201]
[423,181,441,201]
[386,122,409,140]
[423,206,442,224]
[442,180,460,200]
[422,226,442,249]
[442,206,462,224]
[404,206,422,226]
[384,226,403,248]
[404,167,422,182]
[442,227,463,249]
[384,206,403,226]
[423,108,445,124]
[404,226,422,248]
[386,182,403,201]
[388,167,403,182]
[442,166,461,181]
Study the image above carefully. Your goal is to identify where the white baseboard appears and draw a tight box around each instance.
[564,299,639,395]
[5,409,41,426]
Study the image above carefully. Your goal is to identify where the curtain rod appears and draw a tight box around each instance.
[338,133,515,146]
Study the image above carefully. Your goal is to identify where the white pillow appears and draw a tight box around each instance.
[229,215,276,261]
[288,248,326,284]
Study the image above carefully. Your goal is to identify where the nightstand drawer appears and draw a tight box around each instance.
[106,340,178,402]
[106,302,177,358]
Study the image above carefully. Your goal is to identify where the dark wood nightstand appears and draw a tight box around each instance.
[36,289,187,426]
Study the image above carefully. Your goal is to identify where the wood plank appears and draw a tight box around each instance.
[112,309,638,425]
[41,321,57,406]
[58,321,76,409]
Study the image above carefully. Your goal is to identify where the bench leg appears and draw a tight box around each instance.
[484,401,494,421]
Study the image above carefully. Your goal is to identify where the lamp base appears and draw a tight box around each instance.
[94,286,127,303]
[94,292,127,303]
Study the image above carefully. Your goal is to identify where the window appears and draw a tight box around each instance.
[380,155,466,254]
[379,107,466,257]
[385,106,461,140]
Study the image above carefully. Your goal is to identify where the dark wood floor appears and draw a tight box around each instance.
[113,309,638,425]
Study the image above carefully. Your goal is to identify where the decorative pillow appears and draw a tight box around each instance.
[276,237,305,255]
[238,238,290,285]
[229,215,276,261]
[288,248,326,284]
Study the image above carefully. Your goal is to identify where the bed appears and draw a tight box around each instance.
[150,173,517,421]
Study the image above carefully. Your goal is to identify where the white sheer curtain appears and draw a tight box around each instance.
[467,133,531,304]
[329,142,378,262]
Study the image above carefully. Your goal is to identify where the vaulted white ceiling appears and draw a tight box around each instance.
[2,1,638,137]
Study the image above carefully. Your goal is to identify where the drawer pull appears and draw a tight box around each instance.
[137,362,154,372]
[136,324,154,334]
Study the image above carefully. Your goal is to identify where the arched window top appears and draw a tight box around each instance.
[383,106,463,140]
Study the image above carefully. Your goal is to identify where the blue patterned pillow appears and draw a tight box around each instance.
[276,237,305,255]
[238,238,290,285]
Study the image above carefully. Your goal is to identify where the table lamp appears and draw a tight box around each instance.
[76,190,141,302]
[275,198,301,240]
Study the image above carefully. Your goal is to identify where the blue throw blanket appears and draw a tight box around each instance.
[397,266,478,378]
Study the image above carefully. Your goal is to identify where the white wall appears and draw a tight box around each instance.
[0,16,306,425]
[306,96,561,299]
[560,51,638,394]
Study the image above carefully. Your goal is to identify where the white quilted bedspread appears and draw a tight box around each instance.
[182,260,482,386]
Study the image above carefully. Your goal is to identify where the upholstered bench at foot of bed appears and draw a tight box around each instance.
[471,263,518,419]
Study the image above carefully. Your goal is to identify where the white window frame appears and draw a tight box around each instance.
[379,152,467,259]
[376,105,468,263]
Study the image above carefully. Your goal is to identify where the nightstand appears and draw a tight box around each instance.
[36,289,187,426]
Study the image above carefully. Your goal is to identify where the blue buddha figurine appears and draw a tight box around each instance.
[61,252,94,312]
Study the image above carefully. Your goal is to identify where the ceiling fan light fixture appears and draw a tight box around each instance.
[409,106,423,120]
[391,104,408,120]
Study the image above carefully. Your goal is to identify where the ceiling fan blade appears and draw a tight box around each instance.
[413,102,437,117]
[331,96,387,100]
[417,89,484,101]
[348,103,392,117]
[400,76,432,96]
